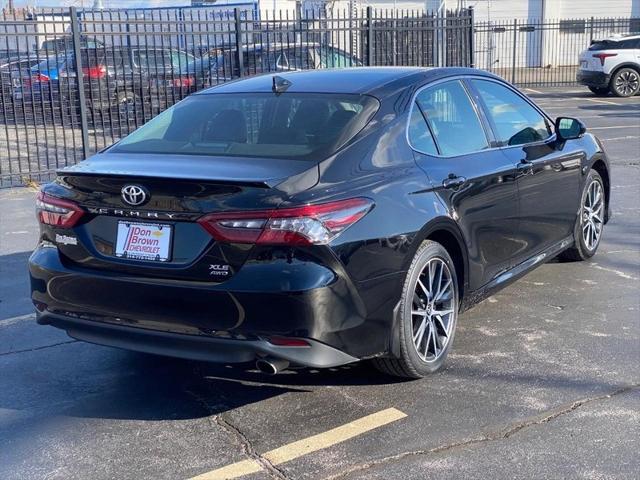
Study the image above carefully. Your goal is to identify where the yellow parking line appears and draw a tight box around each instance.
[189,408,407,480]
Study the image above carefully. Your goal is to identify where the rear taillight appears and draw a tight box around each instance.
[36,192,84,228]
[198,198,374,246]
[172,76,194,87]
[82,65,107,79]
[592,53,617,66]
[31,72,49,84]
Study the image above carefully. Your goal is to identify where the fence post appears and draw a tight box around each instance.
[69,7,90,160]
[589,16,595,44]
[234,8,244,77]
[468,6,475,68]
[511,18,517,84]
[366,6,373,66]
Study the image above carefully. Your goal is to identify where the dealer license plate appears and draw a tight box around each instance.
[115,221,172,262]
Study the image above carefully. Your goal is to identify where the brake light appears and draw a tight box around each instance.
[31,72,49,83]
[198,198,374,246]
[592,53,617,66]
[82,65,107,79]
[172,76,194,87]
[36,192,84,228]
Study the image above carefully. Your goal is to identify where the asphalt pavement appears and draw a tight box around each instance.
[0,86,638,480]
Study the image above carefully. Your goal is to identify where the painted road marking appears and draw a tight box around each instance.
[523,87,543,94]
[0,313,35,327]
[589,125,640,130]
[189,408,408,480]
[601,135,640,141]
[585,97,619,105]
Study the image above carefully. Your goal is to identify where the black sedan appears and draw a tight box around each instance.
[29,68,611,378]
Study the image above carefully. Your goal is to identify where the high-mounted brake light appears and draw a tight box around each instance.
[36,192,84,228]
[198,198,374,246]
[592,53,617,66]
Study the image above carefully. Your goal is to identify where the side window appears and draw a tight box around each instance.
[415,80,489,156]
[472,79,552,146]
[408,105,438,155]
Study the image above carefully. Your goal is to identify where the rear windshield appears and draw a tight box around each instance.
[110,93,379,161]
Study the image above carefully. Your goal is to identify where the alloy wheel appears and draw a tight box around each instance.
[582,179,604,251]
[614,70,639,96]
[411,258,456,363]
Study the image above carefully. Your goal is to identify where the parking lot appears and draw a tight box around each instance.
[0,86,638,479]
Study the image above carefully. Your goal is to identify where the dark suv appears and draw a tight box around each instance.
[29,68,610,378]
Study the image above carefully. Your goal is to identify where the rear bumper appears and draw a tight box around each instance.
[37,311,358,368]
[577,70,610,88]
[29,244,398,366]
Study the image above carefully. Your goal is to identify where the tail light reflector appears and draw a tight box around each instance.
[82,65,107,79]
[592,53,617,66]
[36,192,84,228]
[266,336,311,347]
[198,198,374,246]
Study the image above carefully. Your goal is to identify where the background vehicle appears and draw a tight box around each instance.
[29,68,610,378]
[577,34,640,97]
[182,43,362,91]
[13,47,195,120]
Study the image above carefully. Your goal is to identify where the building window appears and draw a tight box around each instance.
[630,18,640,33]
[559,20,586,34]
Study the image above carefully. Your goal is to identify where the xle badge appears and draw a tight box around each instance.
[209,264,230,276]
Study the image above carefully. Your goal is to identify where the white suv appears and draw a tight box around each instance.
[577,34,640,97]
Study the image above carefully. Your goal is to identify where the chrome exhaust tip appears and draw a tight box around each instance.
[256,357,290,375]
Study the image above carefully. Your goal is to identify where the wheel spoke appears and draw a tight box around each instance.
[434,278,452,302]
[417,278,430,301]
[434,314,448,336]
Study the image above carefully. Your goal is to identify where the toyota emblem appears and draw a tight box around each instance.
[121,185,149,206]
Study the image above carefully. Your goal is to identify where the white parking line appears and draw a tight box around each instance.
[0,313,35,327]
[189,408,407,480]
[588,125,640,130]
[600,136,640,141]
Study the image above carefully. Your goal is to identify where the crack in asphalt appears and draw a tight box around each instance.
[0,339,77,357]
[324,384,639,480]
[185,384,290,480]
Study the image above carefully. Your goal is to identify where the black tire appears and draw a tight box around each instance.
[560,170,605,262]
[373,240,459,379]
[609,67,640,97]
[588,86,609,96]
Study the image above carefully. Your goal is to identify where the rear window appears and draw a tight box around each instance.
[110,93,379,161]
[588,39,640,50]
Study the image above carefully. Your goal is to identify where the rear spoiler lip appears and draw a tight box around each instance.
[55,169,277,189]
[55,152,317,188]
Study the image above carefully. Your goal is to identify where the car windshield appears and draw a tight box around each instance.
[110,93,379,161]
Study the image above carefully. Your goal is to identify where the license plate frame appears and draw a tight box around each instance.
[114,221,173,262]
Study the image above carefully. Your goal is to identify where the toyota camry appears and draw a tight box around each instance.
[29,67,611,377]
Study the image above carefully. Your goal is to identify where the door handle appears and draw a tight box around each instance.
[442,174,466,190]
[517,160,534,174]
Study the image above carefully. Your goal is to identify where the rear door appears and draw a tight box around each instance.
[411,79,520,291]
[468,78,582,265]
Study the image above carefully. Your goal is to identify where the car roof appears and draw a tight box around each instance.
[196,67,500,96]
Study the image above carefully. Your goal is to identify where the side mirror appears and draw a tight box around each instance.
[555,117,586,141]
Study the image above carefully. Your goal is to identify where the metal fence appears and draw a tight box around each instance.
[1,6,638,187]
[0,6,472,187]
[475,16,639,86]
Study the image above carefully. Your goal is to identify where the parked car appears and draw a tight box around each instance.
[182,43,362,91]
[39,35,104,54]
[577,33,640,97]
[29,68,610,378]
[14,47,195,118]
[0,56,40,100]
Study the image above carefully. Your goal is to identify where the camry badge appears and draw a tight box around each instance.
[121,185,148,206]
